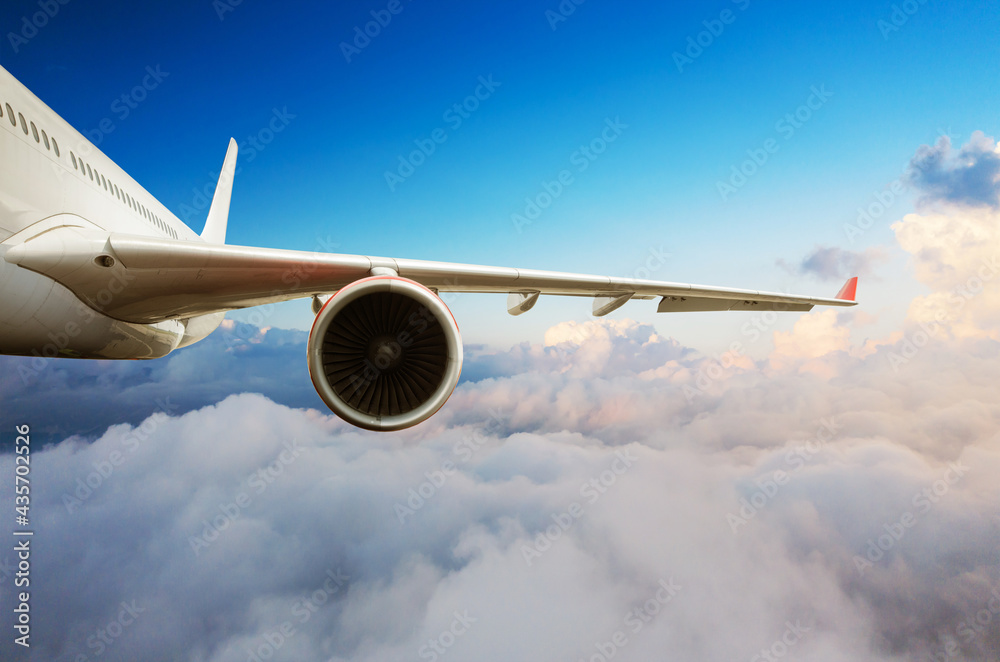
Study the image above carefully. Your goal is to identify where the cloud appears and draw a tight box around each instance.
[907,131,1000,209]
[3,312,1000,661]
[893,204,1000,341]
[777,246,888,281]
[5,136,1000,660]
[0,321,322,447]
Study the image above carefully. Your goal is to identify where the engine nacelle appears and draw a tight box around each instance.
[307,276,463,431]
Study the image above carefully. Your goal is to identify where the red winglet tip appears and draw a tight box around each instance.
[836,276,858,302]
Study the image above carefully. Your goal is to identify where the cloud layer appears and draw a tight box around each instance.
[3,135,1000,662]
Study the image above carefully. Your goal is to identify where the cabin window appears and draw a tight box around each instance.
[30,122,39,143]
[71,152,77,169]
[6,105,15,126]
[86,163,93,180]
[41,129,50,150]
[18,113,28,135]
[51,138,59,156]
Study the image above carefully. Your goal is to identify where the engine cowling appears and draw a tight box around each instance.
[307,276,463,431]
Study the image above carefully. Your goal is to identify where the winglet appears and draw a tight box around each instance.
[835,276,858,302]
[201,138,239,244]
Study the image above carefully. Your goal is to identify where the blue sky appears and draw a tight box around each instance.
[4,4,1000,661]
[4,0,999,349]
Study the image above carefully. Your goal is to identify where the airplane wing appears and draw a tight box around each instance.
[2,223,857,324]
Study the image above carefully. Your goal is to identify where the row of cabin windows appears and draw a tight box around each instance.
[3,101,60,157]
[2,99,178,240]
[69,151,177,239]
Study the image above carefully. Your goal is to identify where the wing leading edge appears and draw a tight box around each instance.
[3,226,857,324]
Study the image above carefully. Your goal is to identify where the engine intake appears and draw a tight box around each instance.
[308,276,462,431]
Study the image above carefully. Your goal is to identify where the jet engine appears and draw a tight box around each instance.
[307,276,463,431]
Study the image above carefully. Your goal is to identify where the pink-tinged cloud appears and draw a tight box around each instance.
[4,137,1000,662]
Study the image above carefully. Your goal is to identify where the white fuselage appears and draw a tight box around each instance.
[0,65,221,361]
